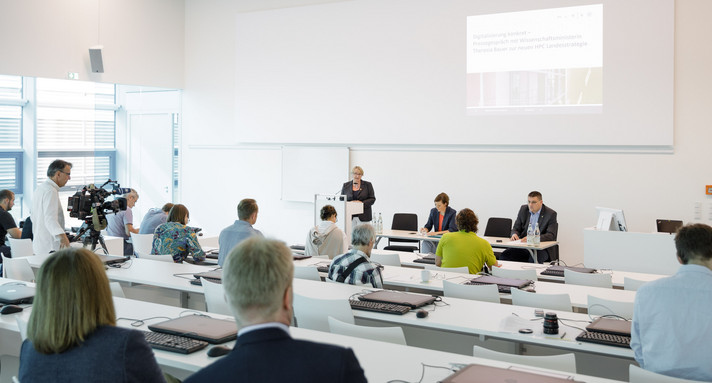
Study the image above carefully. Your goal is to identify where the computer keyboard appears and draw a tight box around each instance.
[541,266,597,277]
[575,331,631,348]
[413,257,436,265]
[463,280,514,293]
[349,300,411,315]
[142,331,209,354]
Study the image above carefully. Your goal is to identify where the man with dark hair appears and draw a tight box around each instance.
[105,189,139,255]
[328,223,383,288]
[500,191,558,263]
[304,204,348,259]
[31,159,72,255]
[0,190,22,258]
[139,203,174,235]
[217,198,263,266]
[631,223,712,381]
[184,237,366,383]
[435,208,497,274]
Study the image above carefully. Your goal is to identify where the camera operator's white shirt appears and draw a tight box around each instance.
[31,178,65,256]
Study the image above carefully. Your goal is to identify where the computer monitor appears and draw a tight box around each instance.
[595,207,628,232]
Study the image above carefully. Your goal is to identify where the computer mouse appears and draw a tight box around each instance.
[0,305,24,315]
[207,345,232,357]
[416,309,429,318]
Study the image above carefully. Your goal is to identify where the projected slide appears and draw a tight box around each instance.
[466,5,603,115]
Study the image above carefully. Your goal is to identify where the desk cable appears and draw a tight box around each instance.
[386,362,457,383]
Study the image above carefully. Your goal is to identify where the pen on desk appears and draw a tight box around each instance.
[560,332,566,339]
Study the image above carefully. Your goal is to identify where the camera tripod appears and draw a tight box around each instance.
[73,222,109,255]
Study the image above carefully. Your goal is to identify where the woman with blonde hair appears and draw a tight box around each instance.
[19,247,165,382]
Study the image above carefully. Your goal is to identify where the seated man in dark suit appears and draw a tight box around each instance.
[184,237,367,383]
[500,191,558,263]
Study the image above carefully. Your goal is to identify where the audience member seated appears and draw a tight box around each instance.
[305,204,348,259]
[184,237,367,383]
[105,189,140,255]
[500,190,558,263]
[328,223,383,288]
[151,204,205,263]
[218,198,263,266]
[0,189,22,258]
[18,247,166,383]
[435,208,498,274]
[419,192,458,254]
[139,203,174,235]
[631,223,712,381]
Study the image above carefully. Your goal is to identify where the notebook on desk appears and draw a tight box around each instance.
[148,315,237,344]
[358,290,436,309]
[413,254,436,264]
[441,364,584,383]
[540,265,596,277]
[464,275,532,291]
[0,284,35,304]
[586,317,632,336]
[193,269,223,282]
[97,254,130,265]
[203,248,219,259]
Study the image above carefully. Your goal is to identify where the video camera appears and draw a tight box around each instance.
[67,179,131,222]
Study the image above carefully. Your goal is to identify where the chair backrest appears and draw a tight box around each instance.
[472,345,577,374]
[491,267,537,281]
[328,316,407,345]
[423,264,469,274]
[130,233,155,257]
[136,253,174,262]
[387,213,420,248]
[8,238,33,258]
[109,282,126,298]
[371,252,401,267]
[1,255,35,282]
[483,217,513,238]
[564,269,612,289]
[587,295,634,320]
[623,277,648,291]
[510,288,572,312]
[628,365,707,383]
[442,280,500,303]
[16,316,29,341]
[294,266,322,281]
[293,294,354,332]
[201,278,233,315]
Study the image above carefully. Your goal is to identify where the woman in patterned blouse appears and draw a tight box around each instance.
[151,204,205,263]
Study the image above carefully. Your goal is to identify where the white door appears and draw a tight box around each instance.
[128,113,173,224]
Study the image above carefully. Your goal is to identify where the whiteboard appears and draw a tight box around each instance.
[281,146,349,202]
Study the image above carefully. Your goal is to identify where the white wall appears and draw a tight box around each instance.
[0,0,185,88]
[182,0,712,265]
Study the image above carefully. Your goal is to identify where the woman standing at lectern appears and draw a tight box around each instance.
[341,166,376,225]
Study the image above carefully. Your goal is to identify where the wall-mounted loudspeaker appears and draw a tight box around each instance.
[89,48,104,73]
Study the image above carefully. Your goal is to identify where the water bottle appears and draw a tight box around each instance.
[527,223,534,245]
[534,222,541,245]
[377,213,383,234]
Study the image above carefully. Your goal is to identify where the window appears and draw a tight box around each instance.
[35,78,117,189]
[0,75,24,194]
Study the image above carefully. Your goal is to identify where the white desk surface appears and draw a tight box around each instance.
[0,285,623,383]
[294,257,637,311]
[377,230,558,250]
[393,251,666,289]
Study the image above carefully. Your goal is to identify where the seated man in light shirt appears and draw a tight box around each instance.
[105,189,139,255]
[631,223,712,381]
[217,198,263,266]
[183,237,366,383]
[328,223,383,288]
[139,203,174,235]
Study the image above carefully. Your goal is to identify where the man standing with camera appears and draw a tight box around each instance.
[31,160,72,256]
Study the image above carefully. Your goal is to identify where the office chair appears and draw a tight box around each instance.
[483,217,512,238]
[383,213,420,252]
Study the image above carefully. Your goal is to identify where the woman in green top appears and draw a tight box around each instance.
[435,208,498,274]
